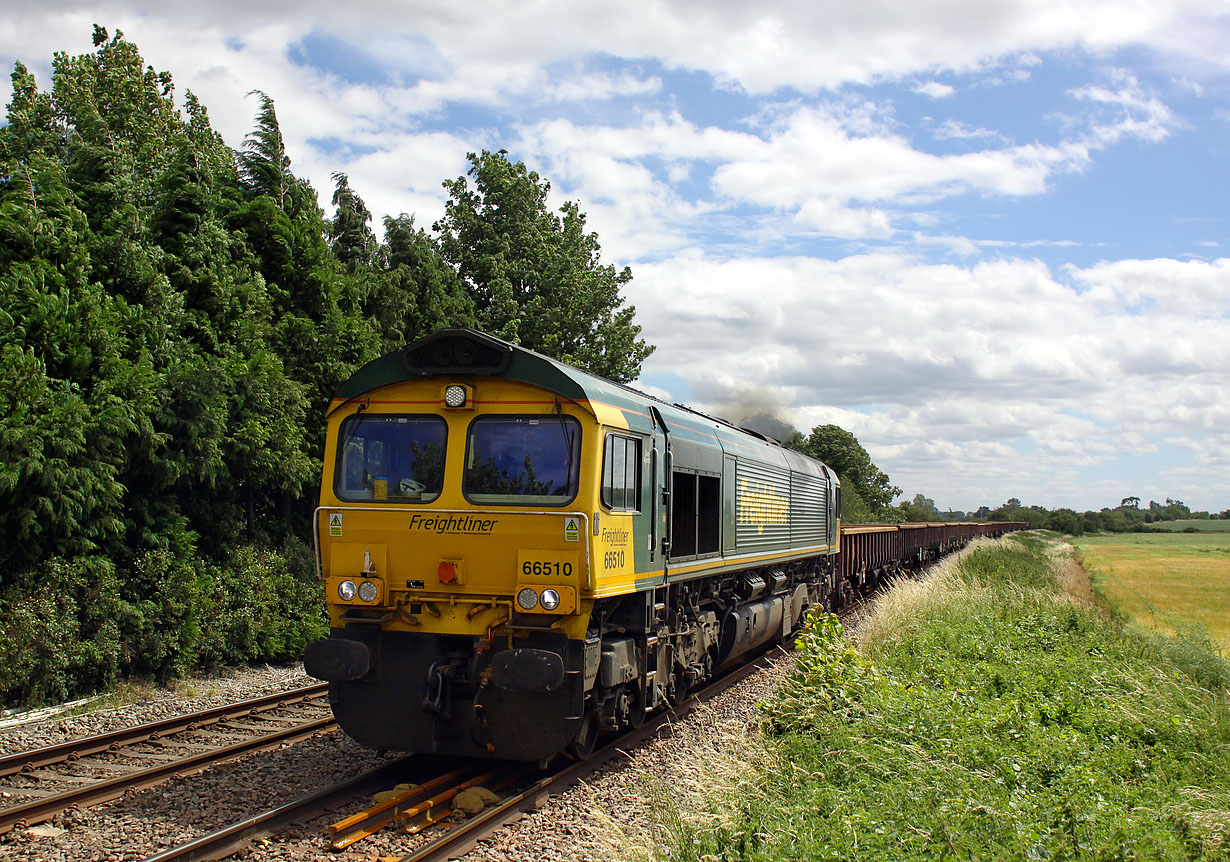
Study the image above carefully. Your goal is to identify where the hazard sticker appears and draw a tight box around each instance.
[329,513,343,537]
[563,517,580,542]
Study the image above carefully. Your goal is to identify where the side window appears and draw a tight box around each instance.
[602,434,641,512]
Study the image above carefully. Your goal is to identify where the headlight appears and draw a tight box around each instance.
[444,384,467,408]
[516,587,539,610]
[358,580,379,603]
[539,589,560,611]
[338,580,357,601]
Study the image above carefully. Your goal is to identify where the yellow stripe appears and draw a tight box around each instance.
[586,544,837,597]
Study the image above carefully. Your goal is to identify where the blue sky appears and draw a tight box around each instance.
[4,1,1229,514]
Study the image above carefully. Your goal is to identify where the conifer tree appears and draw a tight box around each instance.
[230,93,378,462]
[329,171,376,269]
[367,213,475,351]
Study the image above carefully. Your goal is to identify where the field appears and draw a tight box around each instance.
[1075,532,1230,652]
[1149,519,1230,532]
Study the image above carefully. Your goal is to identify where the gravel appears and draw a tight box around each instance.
[0,651,801,862]
[0,665,316,752]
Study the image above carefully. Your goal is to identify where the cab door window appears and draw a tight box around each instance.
[602,434,641,512]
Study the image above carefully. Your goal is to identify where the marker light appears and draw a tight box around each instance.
[539,589,561,611]
[358,580,379,603]
[444,385,467,408]
[516,587,539,610]
[338,580,358,601]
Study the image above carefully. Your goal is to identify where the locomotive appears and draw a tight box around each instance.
[303,328,1017,762]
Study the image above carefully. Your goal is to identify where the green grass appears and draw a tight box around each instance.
[1075,532,1230,653]
[614,536,1230,861]
[1147,520,1230,533]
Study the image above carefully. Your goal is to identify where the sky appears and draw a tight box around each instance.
[3,1,1229,515]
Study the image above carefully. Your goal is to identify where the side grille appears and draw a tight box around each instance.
[402,329,512,376]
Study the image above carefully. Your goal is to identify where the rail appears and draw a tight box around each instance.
[0,683,331,835]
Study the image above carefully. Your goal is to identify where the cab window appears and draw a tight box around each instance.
[602,434,641,512]
[334,414,447,502]
[464,415,581,505]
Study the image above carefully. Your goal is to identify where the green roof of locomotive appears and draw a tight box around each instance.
[331,328,833,481]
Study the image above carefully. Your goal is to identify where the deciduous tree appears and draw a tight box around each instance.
[435,150,653,382]
[793,425,901,518]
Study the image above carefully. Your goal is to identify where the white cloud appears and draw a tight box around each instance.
[629,252,1230,511]
[931,119,1007,142]
[1067,257,1230,316]
[1068,70,1174,145]
[504,99,1144,254]
[539,70,663,104]
[914,81,956,99]
[793,199,893,239]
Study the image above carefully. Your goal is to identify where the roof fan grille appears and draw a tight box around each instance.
[403,332,510,375]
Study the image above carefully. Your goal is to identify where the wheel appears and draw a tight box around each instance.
[625,685,646,729]
[666,669,689,707]
[567,710,598,759]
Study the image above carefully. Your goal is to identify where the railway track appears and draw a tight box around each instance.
[0,683,331,836]
[124,591,890,861]
[395,653,779,862]
[143,649,782,862]
[1,567,925,859]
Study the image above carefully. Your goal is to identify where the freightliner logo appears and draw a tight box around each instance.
[408,514,499,535]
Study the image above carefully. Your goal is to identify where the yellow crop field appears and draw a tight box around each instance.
[1074,532,1230,652]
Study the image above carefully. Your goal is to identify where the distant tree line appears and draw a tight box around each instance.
[0,27,651,707]
[888,492,1217,534]
[969,497,1223,536]
[882,486,1214,536]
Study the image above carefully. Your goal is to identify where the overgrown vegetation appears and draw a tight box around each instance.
[0,27,651,708]
[623,535,1230,860]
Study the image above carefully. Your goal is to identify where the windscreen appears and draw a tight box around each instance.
[464,415,580,505]
[334,414,447,502]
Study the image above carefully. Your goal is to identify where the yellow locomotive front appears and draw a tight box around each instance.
[306,337,612,760]
[307,328,847,762]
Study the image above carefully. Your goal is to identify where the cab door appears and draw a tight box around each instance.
[649,406,670,574]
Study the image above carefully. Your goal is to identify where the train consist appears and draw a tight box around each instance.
[304,328,1024,762]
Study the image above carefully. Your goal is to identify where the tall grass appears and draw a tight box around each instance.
[604,535,1230,861]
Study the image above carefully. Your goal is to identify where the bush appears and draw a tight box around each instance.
[194,540,327,669]
[0,540,326,709]
[115,546,202,682]
[1045,508,1083,535]
[0,556,122,708]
